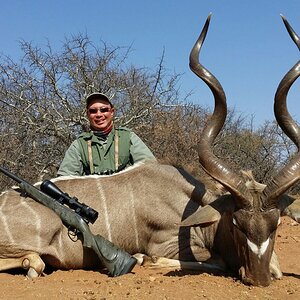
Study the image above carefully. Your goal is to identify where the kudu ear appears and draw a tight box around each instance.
[279,194,300,223]
[178,204,221,227]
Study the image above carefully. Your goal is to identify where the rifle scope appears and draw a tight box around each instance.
[40,180,98,224]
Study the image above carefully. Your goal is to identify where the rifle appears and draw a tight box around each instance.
[0,166,137,277]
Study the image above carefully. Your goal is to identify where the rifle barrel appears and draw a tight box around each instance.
[0,166,23,184]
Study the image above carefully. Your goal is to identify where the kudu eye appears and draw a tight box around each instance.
[232,217,243,231]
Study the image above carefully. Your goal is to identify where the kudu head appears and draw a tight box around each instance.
[181,14,300,286]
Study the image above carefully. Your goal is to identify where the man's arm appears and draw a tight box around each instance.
[57,140,84,176]
[129,132,156,163]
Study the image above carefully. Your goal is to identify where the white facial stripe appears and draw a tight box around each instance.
[247,238,270,258]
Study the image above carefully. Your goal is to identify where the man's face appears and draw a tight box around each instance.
[87,98,115,131]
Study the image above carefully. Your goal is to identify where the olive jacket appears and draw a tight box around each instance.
[57,127,155,176]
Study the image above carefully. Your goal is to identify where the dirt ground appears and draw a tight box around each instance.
[0,217,298,300]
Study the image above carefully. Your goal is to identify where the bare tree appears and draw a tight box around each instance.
[0,33,186,188]
[0,32,297,194]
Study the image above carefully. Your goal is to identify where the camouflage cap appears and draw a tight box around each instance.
[86,92,113,108]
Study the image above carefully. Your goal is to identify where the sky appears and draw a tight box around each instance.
[0,0,299,127]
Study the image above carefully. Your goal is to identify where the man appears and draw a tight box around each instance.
[56,92,156,276]
[57,92,155,176]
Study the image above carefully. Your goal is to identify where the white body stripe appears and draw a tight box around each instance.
[0,196,14,244]
[95,181,112,241]
[128,186,139,249]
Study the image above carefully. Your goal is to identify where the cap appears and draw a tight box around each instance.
[86,92,113,108]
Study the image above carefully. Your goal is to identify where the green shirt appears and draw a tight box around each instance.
[57,127,155,176]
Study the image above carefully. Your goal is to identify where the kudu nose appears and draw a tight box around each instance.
[239,266,271,287]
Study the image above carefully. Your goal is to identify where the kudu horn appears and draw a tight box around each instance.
[262,16,300,209]
[190,14,252,210]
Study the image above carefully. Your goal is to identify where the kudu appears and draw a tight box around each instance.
[0,15,299,286]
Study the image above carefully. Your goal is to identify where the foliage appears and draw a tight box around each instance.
[0,33,298,192]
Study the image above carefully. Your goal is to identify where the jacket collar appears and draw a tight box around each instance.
[79,127,116,150]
